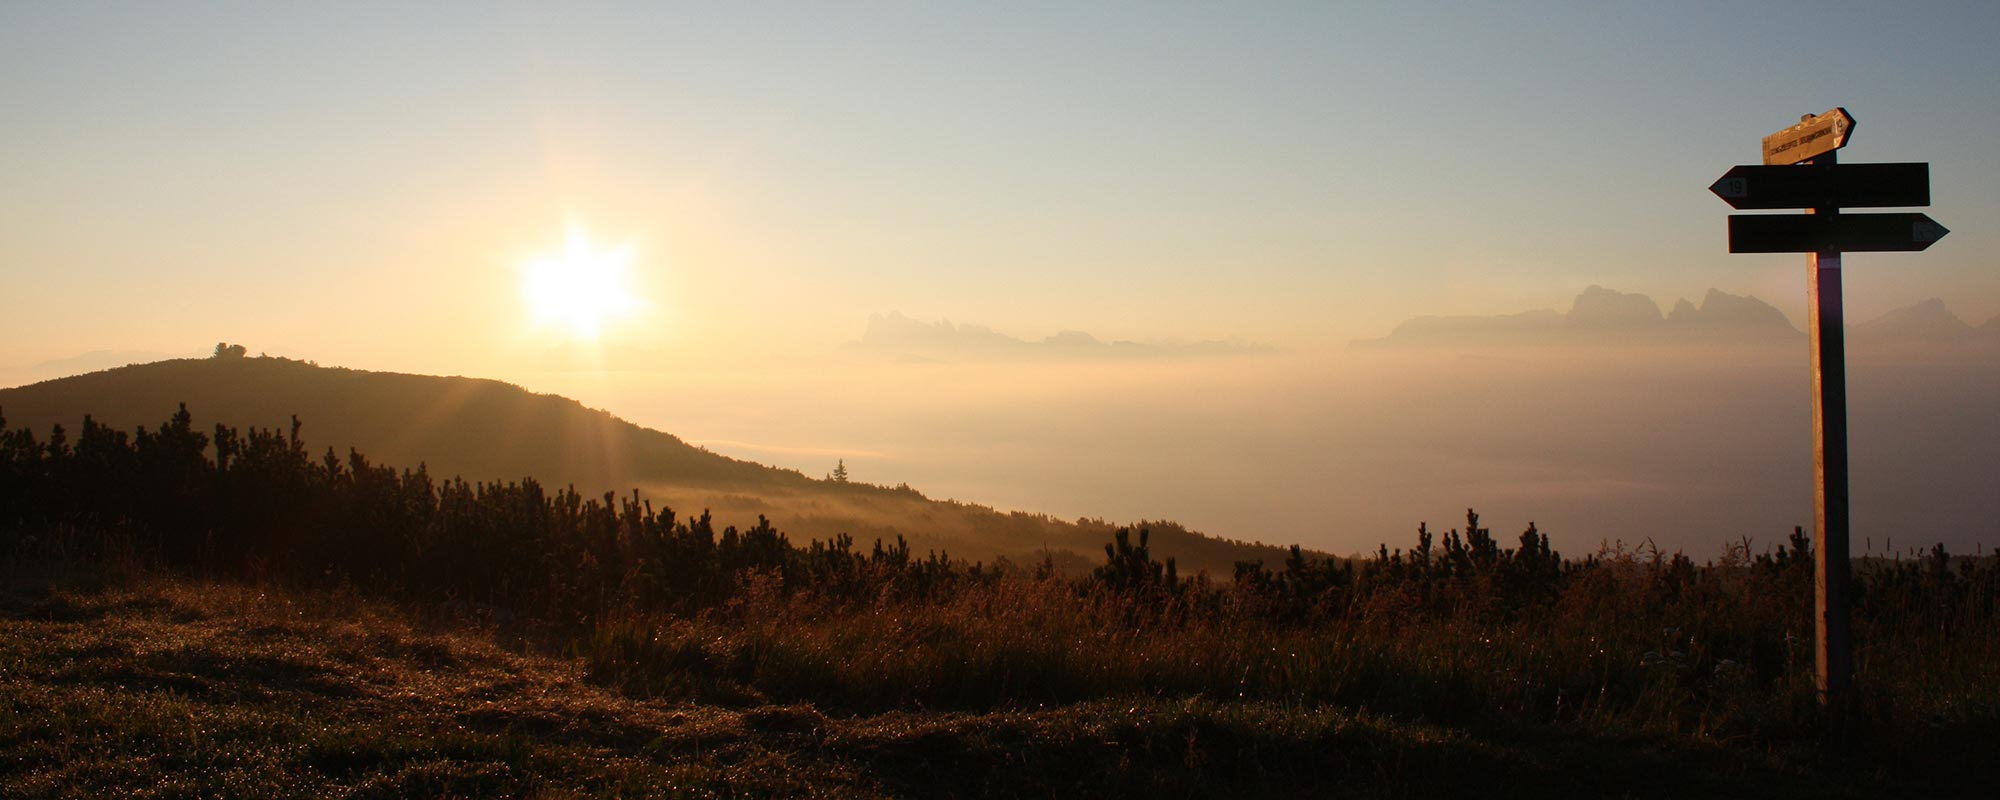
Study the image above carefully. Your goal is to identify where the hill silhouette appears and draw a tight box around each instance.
[0,356,1293,575]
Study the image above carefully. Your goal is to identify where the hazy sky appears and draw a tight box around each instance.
[5,1,1998,371]
[5,3,1999,554]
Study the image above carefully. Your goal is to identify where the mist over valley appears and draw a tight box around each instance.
[15,286,1991,561]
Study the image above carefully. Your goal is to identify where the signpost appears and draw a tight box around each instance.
[1762,107,1855,165]
[1713,108,1948,710]
[1728,212,1949,252]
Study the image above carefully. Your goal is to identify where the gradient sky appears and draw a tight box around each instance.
[8,2,2000,554]
[5,1,1998,374]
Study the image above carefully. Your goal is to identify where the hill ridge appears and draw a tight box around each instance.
[0,355,1293,575]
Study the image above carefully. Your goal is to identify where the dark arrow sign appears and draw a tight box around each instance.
[1709,163,1929,210]
[1728,213,1949,253]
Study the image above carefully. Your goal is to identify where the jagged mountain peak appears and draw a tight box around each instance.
[1565,285,1664,328]
[1667,289,1798,334]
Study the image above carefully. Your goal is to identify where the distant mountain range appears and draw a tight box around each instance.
[1849,297,2000,349]
[0,356,1293,575]
[1352,286,2000,353]
[848,312,1275,363]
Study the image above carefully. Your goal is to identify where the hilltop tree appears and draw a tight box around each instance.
[212,342,247,359]
[830,459,849,483]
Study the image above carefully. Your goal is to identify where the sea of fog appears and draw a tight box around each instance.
[512,346,1997,561]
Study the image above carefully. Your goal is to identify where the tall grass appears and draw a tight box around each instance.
[581,538,1997,778]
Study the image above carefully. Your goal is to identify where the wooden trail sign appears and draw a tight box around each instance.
[1728,212,1949,253]
[1763,108,1855,165]
[1714,107,1949,711]
[1710,163,1930,210]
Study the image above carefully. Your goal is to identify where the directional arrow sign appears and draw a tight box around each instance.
[1728,213,1949,253]
[1763,108,1855,165]
[1710,163,1930,210]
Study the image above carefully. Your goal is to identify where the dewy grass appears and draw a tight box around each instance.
[3,564,1993,798]
[0,572,859,799]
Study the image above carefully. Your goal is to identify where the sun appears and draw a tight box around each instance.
[519,227,644,341]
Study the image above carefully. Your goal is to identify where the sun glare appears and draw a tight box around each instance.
[519,227,643,341]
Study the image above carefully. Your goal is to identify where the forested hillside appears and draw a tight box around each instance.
[0,356,1293,574]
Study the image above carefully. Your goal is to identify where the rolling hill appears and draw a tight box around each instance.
[0,355,1294,575]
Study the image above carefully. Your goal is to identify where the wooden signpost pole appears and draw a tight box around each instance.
[1805,148,1852,708]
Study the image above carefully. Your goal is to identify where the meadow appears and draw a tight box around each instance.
[3,407,1996,796]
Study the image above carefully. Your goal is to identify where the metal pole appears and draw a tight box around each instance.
[1807,148,1853,707]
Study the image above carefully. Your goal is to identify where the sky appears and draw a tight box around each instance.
[4,2,1998,554]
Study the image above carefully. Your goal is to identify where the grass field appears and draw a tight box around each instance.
[3,413,1993,796]
[3,561,1991,799]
